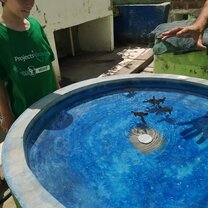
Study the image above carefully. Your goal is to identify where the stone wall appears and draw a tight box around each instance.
[168,0,205,21]
[113,0,170,4]
[171,0,206,9]
[113,0,204,9]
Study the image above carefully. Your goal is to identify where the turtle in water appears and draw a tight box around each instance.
[131,111,148,124]
[143,96,166,107]
[156,106,173,115]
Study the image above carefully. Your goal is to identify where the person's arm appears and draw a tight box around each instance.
[192,1,208,32]
[51,63,61,89]
[0,81,14,133]
[161,1,208,49]
[55,76,61,89]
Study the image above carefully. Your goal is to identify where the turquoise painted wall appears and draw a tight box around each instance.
[113,0,170,4]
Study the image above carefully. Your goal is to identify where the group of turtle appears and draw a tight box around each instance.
[132,96,173,124]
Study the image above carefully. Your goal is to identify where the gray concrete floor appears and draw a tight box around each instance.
[60,44,153,86]
[1,44,154,208]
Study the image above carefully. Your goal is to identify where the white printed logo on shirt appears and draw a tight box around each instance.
[20,65,50,77]
[14,50,48,63]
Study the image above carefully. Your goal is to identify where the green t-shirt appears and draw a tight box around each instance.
[0,17,57,117]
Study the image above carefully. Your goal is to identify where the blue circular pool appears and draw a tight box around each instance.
[3,74,208,208]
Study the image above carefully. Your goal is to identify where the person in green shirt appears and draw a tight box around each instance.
[161,1,208,50]
[0,0,59,133]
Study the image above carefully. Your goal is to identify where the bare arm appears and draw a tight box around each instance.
[0,81,14,133]
[55,75,61,89]
[161,1,208,49]
[193,1,208,32]
[52,63,61,89]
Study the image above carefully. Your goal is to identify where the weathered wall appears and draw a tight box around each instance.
[31,0,113,32]
[113,0,170,4]
[114,3,170,44]
[168,0,205,21]
[78,16,114,52]
[0,0,114,78]
[31,0,113,78]
[113,0,205,9]
[171,0,205,9]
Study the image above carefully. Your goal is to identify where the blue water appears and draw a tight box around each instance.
[28,88,208,208]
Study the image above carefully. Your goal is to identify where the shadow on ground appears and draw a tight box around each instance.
[59,44,148,87]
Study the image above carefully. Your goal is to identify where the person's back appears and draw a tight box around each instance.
[0,0,59,133]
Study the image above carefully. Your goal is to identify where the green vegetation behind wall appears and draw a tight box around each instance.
[113,0,170,4]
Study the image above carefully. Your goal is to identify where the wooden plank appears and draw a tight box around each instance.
[116,48,153,75]
[134,48,153,60]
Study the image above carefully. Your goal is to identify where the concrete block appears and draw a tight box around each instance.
[114,3,170,44]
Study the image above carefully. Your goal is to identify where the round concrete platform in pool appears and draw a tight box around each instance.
[3,74,208,208]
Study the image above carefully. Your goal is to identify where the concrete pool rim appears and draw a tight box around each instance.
[2,74,208,208]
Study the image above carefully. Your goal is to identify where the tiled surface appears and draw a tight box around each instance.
[5,73,208,207]
[5,74,208,207]
[27,78,208,207]
[1,45,154,208]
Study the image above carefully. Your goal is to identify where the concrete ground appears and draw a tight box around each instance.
[60,44,153,86]
[0,44,154,208]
